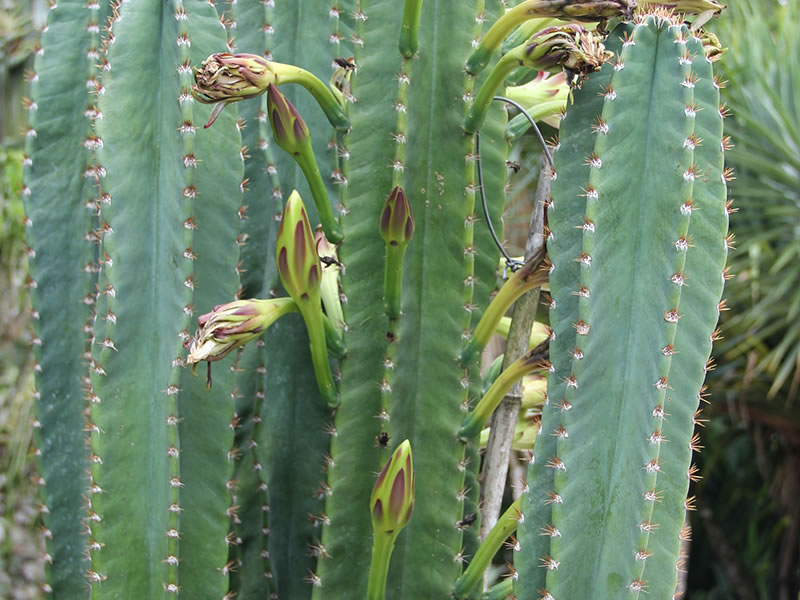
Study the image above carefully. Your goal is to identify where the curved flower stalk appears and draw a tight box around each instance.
[267,83,344,243]
[192,52,349,130]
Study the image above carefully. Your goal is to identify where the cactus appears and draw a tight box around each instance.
[24,3,728,600]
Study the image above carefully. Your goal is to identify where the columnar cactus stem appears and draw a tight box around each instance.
[516,16,728,598]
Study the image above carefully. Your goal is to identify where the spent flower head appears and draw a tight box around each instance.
[193,53,277,127]
[187,297,296,364]
[524,24,611,85]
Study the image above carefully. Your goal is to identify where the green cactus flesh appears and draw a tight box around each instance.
[516,17,727,599]
[22,2,731,598]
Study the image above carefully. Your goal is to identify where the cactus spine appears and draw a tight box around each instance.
[23,3,728,599]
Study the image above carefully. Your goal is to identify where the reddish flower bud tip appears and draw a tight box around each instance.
[379,186,415,247]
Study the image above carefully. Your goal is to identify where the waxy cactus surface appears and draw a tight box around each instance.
[23,2,729,599]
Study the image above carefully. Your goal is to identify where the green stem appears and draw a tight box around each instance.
[466,0,551,75]
[458,347,545,440]
[505,98,566,140]
[464,48,526,134]
[323,313,347,359]
[366,533,397,600]
[275,63,350,131]
[298,154,344,243]
[453,499,522,598]
[399,0,424,58]
[300,304,339,408]
[459,253,547,365]
[384,243,407,319]
[481,577,514,600]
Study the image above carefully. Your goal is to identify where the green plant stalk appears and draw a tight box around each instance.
[506,99,566,140]
[460,346,546,439]
[501,17,557,53]
[465,47,529,134]
[482,578,513,600]
[459,255,547,366]
[297,152,343,243]
[275,64,350,131]
[384,243,407,319]
[453,498,522,598]
[367,533,398,600]
[299,302,338,408]
[399,0,424,58]
[323,312,347,359]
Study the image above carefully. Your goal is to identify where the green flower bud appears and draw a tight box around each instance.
[267,83,310,156]
[379,186,415,247]
[187,297,297,364]
[379,186,415,319]
[277,191,322,305]
[276,191,338,408]
[370,440,415,538]
[505,71,570,139]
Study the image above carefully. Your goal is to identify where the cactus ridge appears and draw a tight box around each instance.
[516,24,622,596]
[643,28,728,594]
[23,0,111,593]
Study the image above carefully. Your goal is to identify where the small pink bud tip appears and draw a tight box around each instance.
[379,186,415,247]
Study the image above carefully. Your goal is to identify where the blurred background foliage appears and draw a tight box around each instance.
[0,0,798,598]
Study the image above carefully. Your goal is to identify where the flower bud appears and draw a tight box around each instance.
[267,83,310,156]
[379,186,415,248]
[187,297,297,363]
[370,440,415,538]
[276,191,322,305]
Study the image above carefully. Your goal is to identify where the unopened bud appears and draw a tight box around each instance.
[370,440,415,538]
[267,83,310,156]
[379,186,415,248]
[276,191,322,304]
